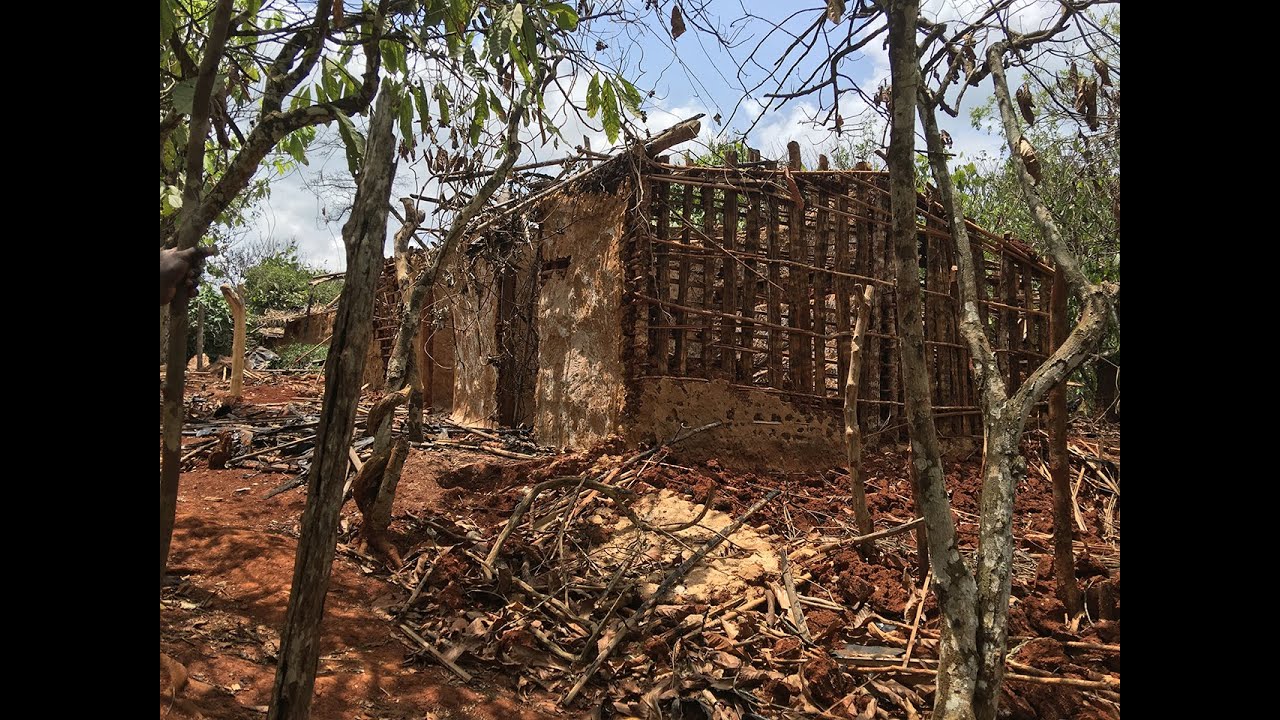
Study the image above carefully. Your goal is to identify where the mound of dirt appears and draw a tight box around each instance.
[590,488,781,604]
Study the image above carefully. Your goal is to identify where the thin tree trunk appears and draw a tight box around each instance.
[1048,268,1082,617]
[883,3,980,718]
[359,100,529,552]
[915,40,1118,718]
[392,198,426,444]
[971,425,1022,720]
[266,86,399,720]
[221,285,246,398]
[844,285,874,536]
[160,0,235,590]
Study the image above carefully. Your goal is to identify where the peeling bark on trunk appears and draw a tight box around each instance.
[883,4,981,718]
[160,305,170,365]
[266,86,398,720]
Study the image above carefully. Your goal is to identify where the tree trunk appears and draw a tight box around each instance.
[844,285,874,536]
[358,100,529,553]
[160,305,170,365]
[267,85,399,720]
[914,34,1119,717]
[221,285,246,398]
[1048,268,1082,617]
[160,0,235,590]
[971,423,1023,720]
[884,4,981,718]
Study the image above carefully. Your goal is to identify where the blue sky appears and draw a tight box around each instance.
[242,1,1070,272]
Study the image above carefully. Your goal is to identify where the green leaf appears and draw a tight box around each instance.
[446,28,461,58]
[488,90,505,121]
[285,133,309,165]
[435,82,451,127]
[172,78,197,115]
[510,39,533,87]
[617,77,643,116]
[586,74,601,117]
[487,13,508,67]
[380,41,402,76]
[510,3,524,34]
[160,0,176,43]
[399,90,417,150]
[601,81,621,144]
[334,109,366,176]
[463,44,485,81]
[547,3,578,31]
[414,82,431,134]
[469,86,489,146]
[522,12,538,63]
[161,184,184,215]
[321,60,339,101]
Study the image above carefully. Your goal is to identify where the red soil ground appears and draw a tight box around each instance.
[161,375,1119,719]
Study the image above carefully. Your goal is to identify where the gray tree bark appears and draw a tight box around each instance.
[266,85,399,720]
[907,28,1119,718]
[882,3,980,718]
[160,0,235,590]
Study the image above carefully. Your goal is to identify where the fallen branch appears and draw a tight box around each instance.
[398,623,473,682]
[792,517,926,564]
[780,551,814,644]
[901,570,932,668]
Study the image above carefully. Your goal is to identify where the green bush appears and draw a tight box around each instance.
[243,250,314,316]
[239,242,345,319]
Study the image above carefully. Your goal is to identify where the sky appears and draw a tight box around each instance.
[237,0,1077,274]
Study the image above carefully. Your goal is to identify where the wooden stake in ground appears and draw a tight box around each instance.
[196,297,205,371]
[845,284,875,535]
[220,284,246,398]
[266,86,400,720]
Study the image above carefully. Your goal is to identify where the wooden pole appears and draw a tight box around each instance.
[845,285,875,535]
[196,295,206,370]
[721,150,739,378]
[220,284,246,399]
[1048,267,1083,616]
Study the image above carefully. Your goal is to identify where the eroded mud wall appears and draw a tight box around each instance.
[435,243,501,428]
[628,377,845,471]
[533,192,629,449]
[422,286,455,413]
